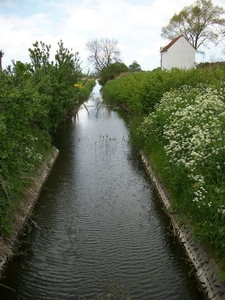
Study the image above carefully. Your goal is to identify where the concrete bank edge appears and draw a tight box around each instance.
[140,151,225,300]
[0,146,59,279]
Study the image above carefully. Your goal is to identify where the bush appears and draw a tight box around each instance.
[99,62,129,86]
[136,84,225,263]
[102,66,225,115]
[0,40,94,236]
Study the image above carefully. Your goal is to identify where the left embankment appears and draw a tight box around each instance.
[0,146,59,279]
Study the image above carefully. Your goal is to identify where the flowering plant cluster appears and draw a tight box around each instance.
[137,83,225,256]
[20,134,43,170]
[74,83,83,89]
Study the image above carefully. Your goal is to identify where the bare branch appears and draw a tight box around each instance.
[86,38,121,74]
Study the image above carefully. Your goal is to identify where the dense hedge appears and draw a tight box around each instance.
[98,62,129,86]
[0,41,95,236]
[102,66,225,114]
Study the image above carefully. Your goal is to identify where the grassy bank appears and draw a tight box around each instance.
[102,65,225,276]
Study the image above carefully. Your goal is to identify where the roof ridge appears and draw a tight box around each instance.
[160,35,184,52]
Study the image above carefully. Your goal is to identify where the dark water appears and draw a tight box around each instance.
[0,81,204,300]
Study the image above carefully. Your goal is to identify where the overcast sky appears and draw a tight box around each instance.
[0,0,225,72]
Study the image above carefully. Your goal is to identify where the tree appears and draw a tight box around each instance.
[28,40,83,133]
[99,62,128,85]
[86,38,121,74]
[29,41,51,71]
[55,40,82,84]
[161,0,225,50]
[128,61,142,72]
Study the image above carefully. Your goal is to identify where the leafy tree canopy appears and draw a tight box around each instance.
[128,61,142,72]
[99,62,128,85]
[161,0,225,50]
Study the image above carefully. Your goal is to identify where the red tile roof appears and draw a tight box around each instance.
[160,35,183,52]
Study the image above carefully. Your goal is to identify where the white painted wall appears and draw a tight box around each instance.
[161,36,195,70]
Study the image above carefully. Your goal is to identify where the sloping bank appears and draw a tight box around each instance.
[0,146,59,279]
[140,151,225,300]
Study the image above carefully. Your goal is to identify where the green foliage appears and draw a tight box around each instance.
[28,40,83,134]
[99,62,129,85]
[102,65,225,267]
[102,66,225,115]
[0,40,93,236]
[102,73,145,114]
[136,83,225,265]
[73,79,96,109]
[128,61,142,72]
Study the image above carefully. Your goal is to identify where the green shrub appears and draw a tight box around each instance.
[99,62,129,86]
[102,66,225,115]
[0,40,93,236]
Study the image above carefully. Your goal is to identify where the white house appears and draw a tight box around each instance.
[160,35,195,70]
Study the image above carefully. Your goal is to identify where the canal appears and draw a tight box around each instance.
[0,81,204,299]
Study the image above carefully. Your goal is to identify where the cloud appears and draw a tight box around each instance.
[0,12,52,65]
[0,0,224,70]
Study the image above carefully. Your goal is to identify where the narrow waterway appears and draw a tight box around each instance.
[0,81,204,300]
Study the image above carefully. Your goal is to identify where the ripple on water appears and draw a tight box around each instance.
[0,82,204,300]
